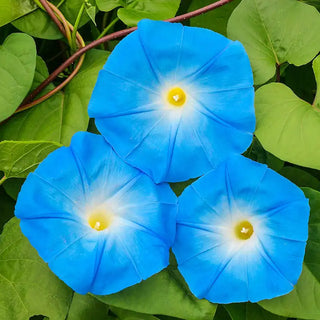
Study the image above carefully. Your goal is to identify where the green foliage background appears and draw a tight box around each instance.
[1,0,320,319]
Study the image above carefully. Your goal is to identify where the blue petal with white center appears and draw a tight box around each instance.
[88,19,255,183]
[15,132,177,295]
[172,155,309,303]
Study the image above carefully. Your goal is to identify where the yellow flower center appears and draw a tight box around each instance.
[88,210,113,231]
[167,87,186,107]
[234,220,254,240]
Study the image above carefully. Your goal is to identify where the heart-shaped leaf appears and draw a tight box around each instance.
[227,0,320,84]
[0,218,73,320]
[255,62,320,170]
[0,33,36,121]
[96,0,181,26]
[0,0,36,27]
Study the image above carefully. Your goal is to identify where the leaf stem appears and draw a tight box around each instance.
[33,0,45,10]
[101,12,109,30]
[276,63,281,82]
[56,0,66,8]
[0,175,7,186]
[71,3,86,51]
[98,17,119,39]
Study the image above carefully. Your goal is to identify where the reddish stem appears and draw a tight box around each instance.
[40,0,66,36]
[167,0,235,22]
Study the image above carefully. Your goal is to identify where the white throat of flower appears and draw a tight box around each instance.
[211,202,265,257]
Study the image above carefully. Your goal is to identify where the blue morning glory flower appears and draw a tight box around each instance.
[173,155,309,303]
[15,132,177,295]
[88,19,255,183]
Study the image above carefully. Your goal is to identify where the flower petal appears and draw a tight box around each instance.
[20,218,99,294]
[89,20,255,182]
[48,232,102,294]
[255,233,306,286]
[15,132,177,295]
[113,176,177,245]
[246,244,294,302]
[173,155,309,303]
[103,30,160,89]
[193,87,255,132]
[88,69,160,119]
[86,231,142,295]
[15,148,85,220]
[189,41,253,91]
[94,108,166,179]
[68,132,142,202]
[138,19,231,81]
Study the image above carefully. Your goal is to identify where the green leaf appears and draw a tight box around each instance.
[0,140,61,179]
[0,0,36,27]
[0,187,15,232]
[95,0,122,12]
[278,166,320,190]
[313,55,320,108]
[0,33,36,121]
[2,178,24,200]
[224,303,284,320]
[244,138,284,172]
[189,0,241,36]
[170,178,197,197]
[110,307,160,320]
[259,188,320,319]
[300,0,320,11]
[95,264,216,320]
[31,56,54,94]
[213,306,232,320]
[0,50,108,145]
[60,0,95,25]
[96,0,181,26]
[0,218,73,320]
[67,293,109,320]
[227,0,320,84]
[283,63,316,105]
[85,0,97,26]
[12,0,93,40]
[61,49,108,144]
[255,82,320,171]
[157,317,181,320]
[12,9,62,40]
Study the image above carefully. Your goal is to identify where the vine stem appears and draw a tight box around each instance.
[36,0,66,36]
[19,0,234,111]
[18,1,85,110]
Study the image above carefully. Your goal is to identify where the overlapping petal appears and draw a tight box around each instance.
[89,19,255,183]
[173,155,309,303]
[15,132,177,295]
